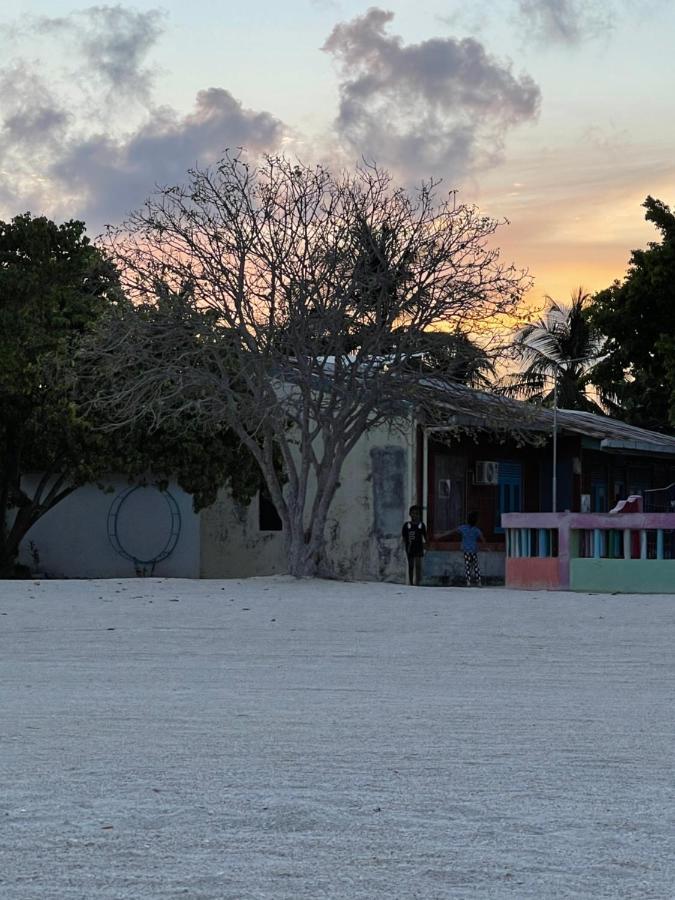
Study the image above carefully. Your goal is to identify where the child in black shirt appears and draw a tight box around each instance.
[401,505,427,586]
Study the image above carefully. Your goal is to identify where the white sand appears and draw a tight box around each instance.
[1,577,673,899]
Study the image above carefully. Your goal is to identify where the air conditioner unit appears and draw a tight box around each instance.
[474,460,499,485]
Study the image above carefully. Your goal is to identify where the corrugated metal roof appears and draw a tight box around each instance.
[552,408,675,452]
[424,382,675,456]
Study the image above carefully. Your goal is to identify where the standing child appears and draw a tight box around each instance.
[448,511,485,586]
[401,505,427,586]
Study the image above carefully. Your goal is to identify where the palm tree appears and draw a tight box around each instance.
[502,289,605,412]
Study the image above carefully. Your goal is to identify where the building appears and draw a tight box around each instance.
[418,385,675,584]
[201,385,675,584]
[19,385,675,583]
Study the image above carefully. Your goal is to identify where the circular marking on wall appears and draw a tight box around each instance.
[107,484,182,567]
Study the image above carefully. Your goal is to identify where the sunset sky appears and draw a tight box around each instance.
[2,0,674,307]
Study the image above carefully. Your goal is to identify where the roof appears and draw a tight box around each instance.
[554,408,675,455]
[424,382,675,457]
[280,361,675,456]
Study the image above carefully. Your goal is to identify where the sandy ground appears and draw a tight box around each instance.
[1,577,674,899]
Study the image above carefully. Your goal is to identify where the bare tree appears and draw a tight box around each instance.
[85,153,529,576]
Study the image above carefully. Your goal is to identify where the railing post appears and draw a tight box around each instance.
[612,530,621,559]
[640,530,647,559]
[593,529,602,559]
[558,515,570,589]
[623,529,631,559]
[656,529,664,560]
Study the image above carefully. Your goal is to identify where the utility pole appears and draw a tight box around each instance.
[552,375,558,513]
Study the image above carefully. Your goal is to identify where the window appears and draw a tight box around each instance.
[258,484,282,531]
[496,461,522,532]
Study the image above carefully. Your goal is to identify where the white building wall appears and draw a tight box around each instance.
[199,492,288,579]
[200,422,417,582]
[18,476,200,578]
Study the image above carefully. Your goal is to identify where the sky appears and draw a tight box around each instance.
[1,0,674,306]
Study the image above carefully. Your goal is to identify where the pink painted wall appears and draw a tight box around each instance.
[505,557,561,590]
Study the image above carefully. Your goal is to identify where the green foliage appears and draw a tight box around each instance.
[0,214,260,576]
[105,421,262,511]
[587,196,675,432]
[0,213,117,406]
[0,214,120,573]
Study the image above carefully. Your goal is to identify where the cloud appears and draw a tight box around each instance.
[34,5,166,104]
[322,7,540,180]
[0,61,70,147]
[513,0,670,46]
[50,88,286,228]
[514,0,611,44]
[435,7,490,37]
[438,0,668,49]
[0,7,287,231]
[0,60,73,214]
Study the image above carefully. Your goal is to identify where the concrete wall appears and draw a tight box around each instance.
[199,492,288,579]
[200,424,416,582]
[18,477,200,578]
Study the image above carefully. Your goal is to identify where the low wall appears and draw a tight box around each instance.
[502,511,675,593]
[570,559,675,593]
[505,557,562,590]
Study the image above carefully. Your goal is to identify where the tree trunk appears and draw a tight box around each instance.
[0,475,75,578]
[0,505,34,577]
[0,531,24,578]
[283,447,346,578]
[0,424,23,577]
[285,508,312,577]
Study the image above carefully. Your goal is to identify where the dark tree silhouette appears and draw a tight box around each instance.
[587,196,675,432]
[501,289,605,413]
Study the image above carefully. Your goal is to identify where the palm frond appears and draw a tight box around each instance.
[506,289,606,412]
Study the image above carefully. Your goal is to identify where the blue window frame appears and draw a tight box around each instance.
[496,461,522,532]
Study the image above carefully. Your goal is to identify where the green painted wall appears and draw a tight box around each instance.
[570,559,675,593]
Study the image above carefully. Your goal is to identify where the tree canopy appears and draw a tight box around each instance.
[501,289,605,412]
[85,152,529,577]
[0,214,258,577]
[587,196,675,432]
